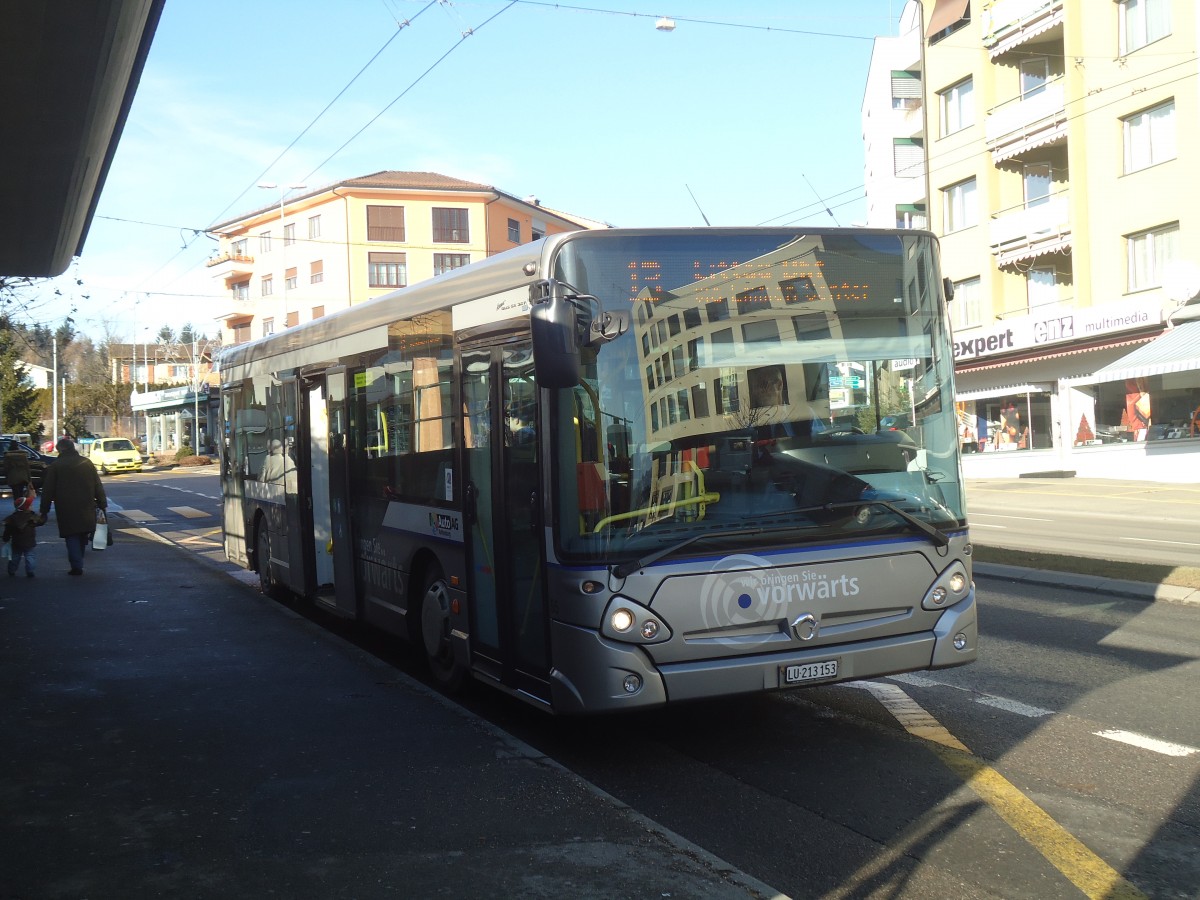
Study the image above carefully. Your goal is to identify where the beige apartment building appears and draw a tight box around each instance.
[206,171,606,347]
[865,0,1200,481]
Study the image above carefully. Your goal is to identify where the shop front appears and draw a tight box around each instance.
[130,385,218,457]
[953,299,1200,482]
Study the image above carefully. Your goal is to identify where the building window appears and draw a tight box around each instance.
[939,77,974,136]
[231,238,248,257]
[433,253,470,275]
[531,220,545,241]
[942,178,978,233]
[893,138,924,178]
[1119,0,1170,54]
[312,305,324,319]
[232,280,250,302]
[285,267,297,291]
[1020,57,1050,99]
[285,311,298,328]
[369,252,407,288]
[259,231,272,253]
[283,223,295,246]
[1123,100,1176,173]
[262,317,275,337]
[170,365,189,379]
[891,70,922,110]
[432,208,469,243]
[366,205,405,242]
[1027,267,1057,310]
[1127,223,1178,292]
[232,322,251,343]
[308,215,321,239]
[310,260,323,284]
[261,275,273,297]
[951,276,983,329]
[507,218,520,242]
[1023,163,1052,208]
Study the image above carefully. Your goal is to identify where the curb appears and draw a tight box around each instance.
[974,562,1200,607]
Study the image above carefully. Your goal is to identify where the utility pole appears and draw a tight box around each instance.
[52,337,58,443]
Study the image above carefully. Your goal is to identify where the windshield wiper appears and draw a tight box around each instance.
[796,499,950,548]
[611,527,762,579]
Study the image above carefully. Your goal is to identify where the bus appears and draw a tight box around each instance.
[219,228,976,714]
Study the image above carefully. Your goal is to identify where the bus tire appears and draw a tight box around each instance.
[418,565,467,692]
[256,524,284,600]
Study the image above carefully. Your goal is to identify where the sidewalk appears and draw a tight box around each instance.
[0,521,779,899]
[972,560,1200,606]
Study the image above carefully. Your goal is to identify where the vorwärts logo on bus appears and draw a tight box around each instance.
[699,554,861,642]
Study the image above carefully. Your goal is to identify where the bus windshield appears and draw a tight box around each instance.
[547,230,964,564]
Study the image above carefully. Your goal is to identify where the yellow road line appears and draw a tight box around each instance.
[860,681,1146,900]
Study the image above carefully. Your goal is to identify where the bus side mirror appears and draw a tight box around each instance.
[943,277,955,302]
[530,281,581,389]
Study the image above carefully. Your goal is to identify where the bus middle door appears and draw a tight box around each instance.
[460,339,550,701]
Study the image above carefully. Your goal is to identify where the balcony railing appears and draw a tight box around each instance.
[982,0,1064,58]
[989,193,1071,266]
[985,81,1067,162]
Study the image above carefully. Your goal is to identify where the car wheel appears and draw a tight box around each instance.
[418,564,468,691]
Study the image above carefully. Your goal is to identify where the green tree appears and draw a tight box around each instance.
[0,316,43,439]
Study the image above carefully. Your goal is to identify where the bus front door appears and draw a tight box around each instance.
[461,341,550,700]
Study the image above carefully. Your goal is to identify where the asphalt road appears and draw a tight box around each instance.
[90,468,1200,899]
[966,477,1200,568]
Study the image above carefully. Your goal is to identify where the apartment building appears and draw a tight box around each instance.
[206,171,607,347]
[865,0,1200,481]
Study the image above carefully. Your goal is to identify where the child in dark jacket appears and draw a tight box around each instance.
[3,492,40,577]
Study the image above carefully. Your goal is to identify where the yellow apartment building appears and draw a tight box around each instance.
[206,171,607,347]
[866,0,1200,481]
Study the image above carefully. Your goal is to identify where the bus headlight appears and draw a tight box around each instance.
[611,608,635,633]
[602,596,671,644]
[922,561,971,611]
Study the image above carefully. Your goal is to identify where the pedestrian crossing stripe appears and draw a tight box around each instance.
[167,506,210,519]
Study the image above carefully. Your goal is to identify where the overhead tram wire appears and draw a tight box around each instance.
[208,0,441,227]
[301,1,519,182]
[128,2,441,307]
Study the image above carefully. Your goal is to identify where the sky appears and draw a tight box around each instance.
[22,0,908,344]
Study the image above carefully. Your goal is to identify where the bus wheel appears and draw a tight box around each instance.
[419,566,467,691]
[256,526,283,599]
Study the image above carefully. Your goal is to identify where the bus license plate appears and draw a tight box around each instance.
[781,660,838,685]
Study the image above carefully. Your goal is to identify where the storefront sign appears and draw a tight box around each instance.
[953,300,1158,363]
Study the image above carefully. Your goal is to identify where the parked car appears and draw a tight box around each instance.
[0,438,51,493]
[79,436,143,475]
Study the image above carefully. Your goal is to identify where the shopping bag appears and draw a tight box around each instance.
[93,511,108,551]
[1,541,10,560]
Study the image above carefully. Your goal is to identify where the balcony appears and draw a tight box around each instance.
[214,297,255,323]
[985,81,1067,163]
[989,193,1071,266]
[205,252,254,281]
[982,0,1064,59]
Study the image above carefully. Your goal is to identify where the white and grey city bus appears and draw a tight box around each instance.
[219,228,976,714]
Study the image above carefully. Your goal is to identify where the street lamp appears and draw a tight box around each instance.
[257,182,307,329]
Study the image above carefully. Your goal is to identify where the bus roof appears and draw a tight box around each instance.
[217,226,935,383]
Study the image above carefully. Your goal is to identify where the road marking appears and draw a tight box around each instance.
[168,506,211,519]
[970,513,1053,522]
[856,681,1146,900]
[1118,537,1200,548]
[887,673,1054,718]
[1093,730,1198,758]
[117,509,158,523]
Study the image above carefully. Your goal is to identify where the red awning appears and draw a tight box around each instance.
[926,0,970,37]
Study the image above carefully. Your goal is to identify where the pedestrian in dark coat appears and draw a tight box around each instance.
[38,438,107,576]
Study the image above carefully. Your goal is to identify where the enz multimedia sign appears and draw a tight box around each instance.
[953,300,1158,363]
